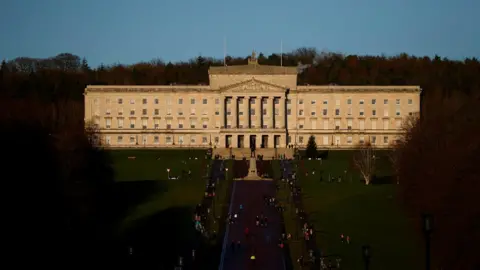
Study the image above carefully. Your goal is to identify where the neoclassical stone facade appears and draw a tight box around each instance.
[84,54,421,149]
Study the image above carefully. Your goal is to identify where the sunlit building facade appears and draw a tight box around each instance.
[84,53,421,149]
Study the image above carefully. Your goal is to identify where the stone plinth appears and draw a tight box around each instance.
[238,158,272,181]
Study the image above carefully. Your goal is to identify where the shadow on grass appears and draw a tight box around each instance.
[110,206,215,269]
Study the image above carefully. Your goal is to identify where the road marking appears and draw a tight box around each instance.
[218,180,237,270]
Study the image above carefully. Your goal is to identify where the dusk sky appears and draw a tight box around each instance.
[1,0,478,67]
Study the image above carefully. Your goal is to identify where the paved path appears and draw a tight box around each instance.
[219,180,285,270]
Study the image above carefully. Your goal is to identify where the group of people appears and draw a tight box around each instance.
[193,160,226,235]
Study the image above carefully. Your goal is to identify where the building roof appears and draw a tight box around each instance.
[208,64,298,75]
[209,52,297,75]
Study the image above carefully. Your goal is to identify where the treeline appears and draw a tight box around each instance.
[1,48,480,116]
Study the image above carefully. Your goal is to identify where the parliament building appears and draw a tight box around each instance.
[84,52,421,150]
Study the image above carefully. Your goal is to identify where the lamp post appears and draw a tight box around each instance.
[167,168,170,180]
[225,167,228,181]
[362,245,371,270]
[422,213,433,270]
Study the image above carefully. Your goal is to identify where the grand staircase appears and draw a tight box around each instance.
[213,147,294,160]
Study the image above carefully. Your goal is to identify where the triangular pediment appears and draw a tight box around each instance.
[219,78,286,93]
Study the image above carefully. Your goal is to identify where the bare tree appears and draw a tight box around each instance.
[353,142,376,185]
[85,119,101,147]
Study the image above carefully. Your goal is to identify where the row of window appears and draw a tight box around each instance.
[95,97,220,106]
[296,135,392,145]
[299,98,413,106]
[104,134,393,146]
[98,117,401,130]
[298,108,409,117]
[97,108,284,117]
[297,118,402,130]
[92,97,415,106]
[95,107,411,119]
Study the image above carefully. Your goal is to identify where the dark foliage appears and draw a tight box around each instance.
[0,99,116,267]
[396,98,480,270]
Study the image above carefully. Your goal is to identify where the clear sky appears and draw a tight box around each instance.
[1,0,478,67]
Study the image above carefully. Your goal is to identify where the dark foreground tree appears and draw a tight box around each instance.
[0,98,115,267]
[305,135,318,158]
[396,98,480,270]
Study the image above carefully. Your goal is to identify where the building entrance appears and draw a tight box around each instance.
[238,135,244,148]
[274,135,281,148]
[261,135,268,148]
[225,135,232,148]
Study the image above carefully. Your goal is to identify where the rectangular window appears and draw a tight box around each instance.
[142,98,147,104]
[105,118,111,128]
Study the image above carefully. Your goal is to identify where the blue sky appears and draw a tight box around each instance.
[1,0,478,67]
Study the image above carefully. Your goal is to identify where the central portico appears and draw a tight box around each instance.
[211,51,296,149]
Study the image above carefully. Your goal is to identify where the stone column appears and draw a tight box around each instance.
[232,97,238,128]
[267,97,274,129]
[279,96,285,128]
[243,97,248,128]
[222,96,227,128]
[255,97,262,129]
[260,97,264,128]
[248,97,252,128]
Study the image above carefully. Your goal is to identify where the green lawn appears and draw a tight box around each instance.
[107,149,228,268]
[293,151,422,270]
[108,149,210,230]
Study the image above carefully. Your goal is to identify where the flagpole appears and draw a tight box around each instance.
[280,40,283,67]
[223,36,227,68]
